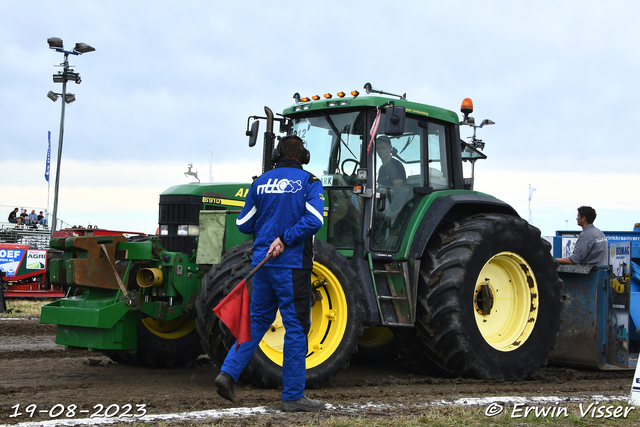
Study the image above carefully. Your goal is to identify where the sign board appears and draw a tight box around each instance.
[0,244,46,279]
[608,241,631,368]
[560,237,578,258]
[0,247,27,277]
[631,362,640,405]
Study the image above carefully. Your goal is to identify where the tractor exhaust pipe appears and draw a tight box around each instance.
[262,106,275,173]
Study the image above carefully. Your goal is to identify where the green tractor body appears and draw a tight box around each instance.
[41,86,562,381]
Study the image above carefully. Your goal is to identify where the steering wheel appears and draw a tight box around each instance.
[340,158,360,176]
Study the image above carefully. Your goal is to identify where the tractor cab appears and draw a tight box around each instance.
[247,84,492,256]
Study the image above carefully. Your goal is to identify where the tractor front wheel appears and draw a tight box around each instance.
[105,315,203,367]
[104,258,203,367]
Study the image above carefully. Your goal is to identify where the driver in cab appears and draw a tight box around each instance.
[376,136,406,189]
[376,136,406,201]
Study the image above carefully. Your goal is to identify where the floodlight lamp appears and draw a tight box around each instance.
[47,37,64,50]
[65,94,76,104]
[47,91,59,102]
[364,82,372,94]
[293,93,301,104]
[74,74,82,84]
[65,71,79,82]
[73,42,95,54]
[479,119,495,128]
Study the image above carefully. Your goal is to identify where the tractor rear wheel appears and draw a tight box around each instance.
[195,239,364,388]
[414,213,563,380]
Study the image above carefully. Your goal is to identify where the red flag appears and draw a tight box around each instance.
[214,279,252,352]
[212,252,273,352]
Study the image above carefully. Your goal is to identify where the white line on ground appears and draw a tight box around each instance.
[0,394,630,427]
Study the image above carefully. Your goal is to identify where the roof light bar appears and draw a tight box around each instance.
[292,87,367,104]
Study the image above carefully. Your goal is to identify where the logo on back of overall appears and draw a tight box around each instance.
[257,178,302,195]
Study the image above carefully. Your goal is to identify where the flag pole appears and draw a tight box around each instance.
[209,143,213,183]
[46,131,52,222]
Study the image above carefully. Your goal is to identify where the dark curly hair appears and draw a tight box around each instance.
[577,206,597,224]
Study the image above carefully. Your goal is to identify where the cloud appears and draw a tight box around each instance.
[1,0,639,240]
[0,158,261,234]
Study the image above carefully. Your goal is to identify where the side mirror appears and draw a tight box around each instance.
[247,120,259,147]
[385,105,405,136]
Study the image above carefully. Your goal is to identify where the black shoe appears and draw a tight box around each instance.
[214,371,235,402]
[280,396,325,412]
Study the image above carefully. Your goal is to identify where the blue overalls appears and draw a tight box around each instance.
[220,158,324,400]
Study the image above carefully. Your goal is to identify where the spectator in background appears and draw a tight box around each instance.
[37,211,48,227]
[20,209,31,225]
[556,206,608,265]
[29,210,38,227]
[8,208,22,225]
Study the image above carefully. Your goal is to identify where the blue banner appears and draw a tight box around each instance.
[0,248,25,277]
[45,131,51,182]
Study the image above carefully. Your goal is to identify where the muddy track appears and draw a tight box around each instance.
[0,319,634,425]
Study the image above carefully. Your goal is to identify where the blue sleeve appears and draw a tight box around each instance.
[282,177,324,246]
[236,185,257,235]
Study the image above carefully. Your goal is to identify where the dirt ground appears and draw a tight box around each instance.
[0,319,635,425]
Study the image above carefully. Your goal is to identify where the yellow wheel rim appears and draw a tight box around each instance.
[259,262,348,368]
[357,327,394,349]
[142,316,196,340]
[473,252,538,352]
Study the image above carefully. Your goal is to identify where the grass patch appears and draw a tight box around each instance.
[0,297,54,317]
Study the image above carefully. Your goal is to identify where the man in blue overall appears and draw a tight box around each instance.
[214,135,326,412]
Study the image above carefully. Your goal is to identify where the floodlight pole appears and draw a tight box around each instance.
[51,52,69,235]
[48,38,94,237]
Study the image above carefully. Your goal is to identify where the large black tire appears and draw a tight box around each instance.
[413,213,563,380]
[195,239,365,388]
[103,316,204,367]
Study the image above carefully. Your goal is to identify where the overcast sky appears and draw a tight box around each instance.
[1,0,639,237]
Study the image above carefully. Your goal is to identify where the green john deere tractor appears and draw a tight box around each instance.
[41,83,563,386]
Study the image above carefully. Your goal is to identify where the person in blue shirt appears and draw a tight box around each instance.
[214,135,326,412]
[28,210,38,227]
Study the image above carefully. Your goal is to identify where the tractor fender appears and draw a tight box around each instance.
[408,193,518,261]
